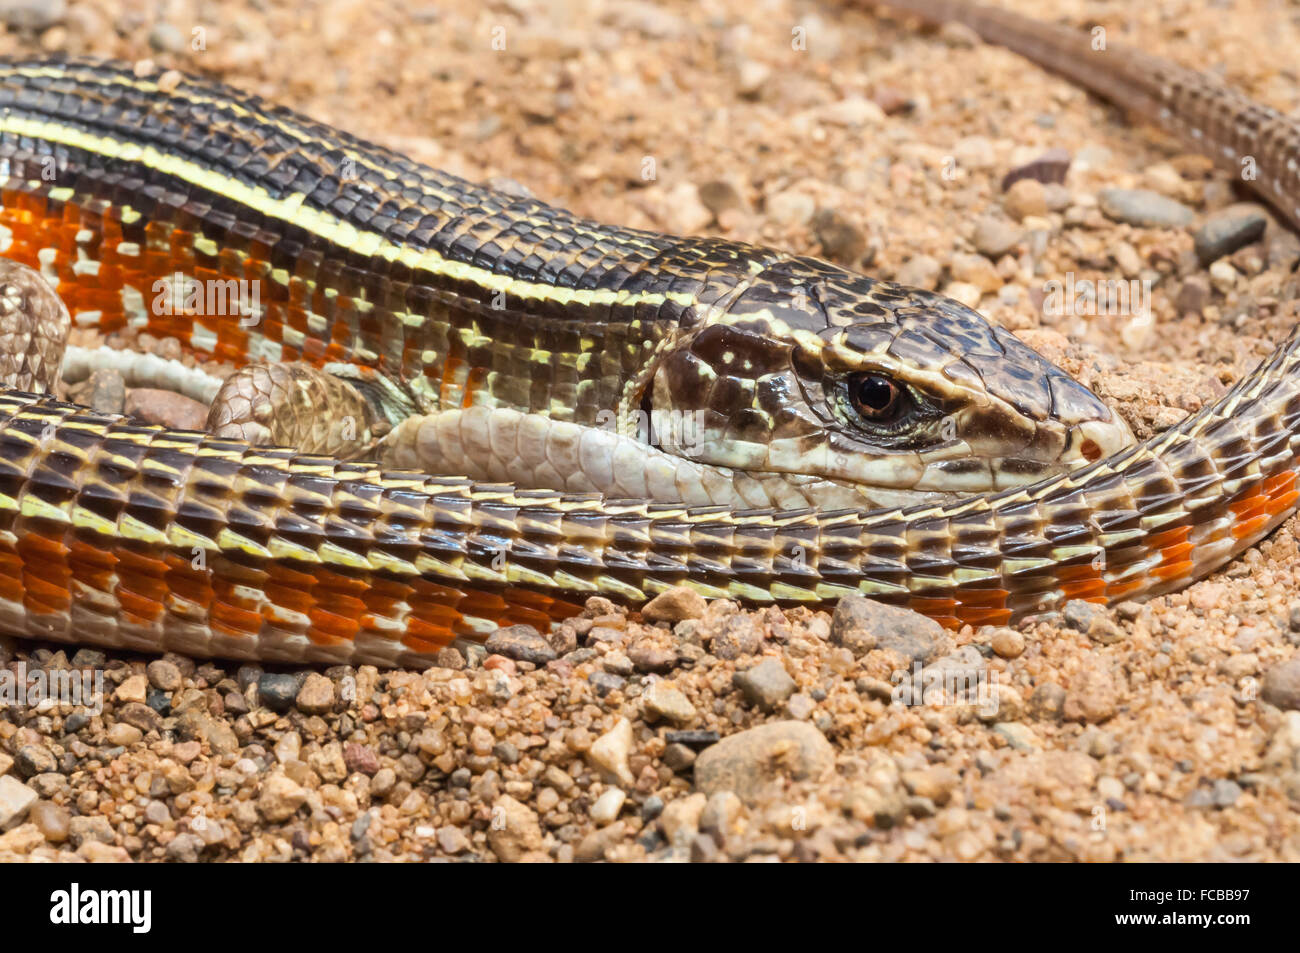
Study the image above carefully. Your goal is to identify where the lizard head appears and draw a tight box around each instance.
[647,256,1133,510]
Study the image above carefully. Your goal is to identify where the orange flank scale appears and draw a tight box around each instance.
[0,524,582,659]
[0,188,360,370]
[0,187,590,658]
[1230,469,1299,540]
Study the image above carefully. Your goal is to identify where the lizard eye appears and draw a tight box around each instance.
[849,372,904,422]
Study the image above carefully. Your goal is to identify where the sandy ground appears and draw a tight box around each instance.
[0,0,1299,861]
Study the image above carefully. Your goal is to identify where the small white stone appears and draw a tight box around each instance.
[587,717,636,787]
[0,775,36,831]
[1209,259,1239,293]
[589,788,627,825]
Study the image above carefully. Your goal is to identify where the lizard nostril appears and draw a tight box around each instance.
[1080,438,1102,463]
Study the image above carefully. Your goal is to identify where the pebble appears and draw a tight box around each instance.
[165,832,203,862]
[710,615,763,659]
[1062,661,1119,724]
[660,182,713,235]
[14,745,56,778]
[257,673,300,713]
[1267,228,1300,271]
[124,388,209,430]
[295,673,336,714]
[1042,182,1072,211]
[735,59,770,97]
[28,800,69,842]
[119,702,163,733]
[829,595,943,661]
[663,743,697,773]
[972,217,1023,259]
[1097,188,1195,228]
[1029,682,1067,722]
[949,252,1002,293]
[148,22,186,54]
[1176,275,1210,316]
[939,20,979,47]
[68,815,114,847]
[659,792,707,846]
[75,841,128,862]
[343,742,381,776]
[1194,208,1266,264]
[81,368,126,414]
[146,659,182,692]
[765,188,816,226]
[587,717,636,787]
[1061,600,1124,644]
[627,634,678,674]
[436,825,470,855]
[172,740,202,763]
[488,795,544,862]
[1262,657,1300,710]
[993,722,1041,751]
[257,774,307,822]
[1208,259,1239,293]
[942,281,982,308]
[900,766,958,804]
[818,96,885,127]
[952,135,996,171]
[574,821,626,862]
[697,181,746,219]
[895,254,941,291]
[690,832,719,862]
[982,684,1026,723]
[435,646,466,670]
[1002,179,1048,221]
[485,624,557,664]
[733,658,796,711]
[642,683,697,725]
[274,732,302,764]
[665,729,721,748]
[0,0,65,30]
[603,651,635,676]
[694,721,834,806]
[105,723,142,747]
[1218,653,1259,680]
[1001,148,1071,191]
[588,671,626,696]
[0,775,36,831]
[699,790,743,836]
[114,674,148,705]
[870,86,912,115]
[989,628,1025,659]
[589,788,627,825]
[1212,779,1243,808]
[813,208,869,264]
[641,795,665,823]
[177,709,239,755]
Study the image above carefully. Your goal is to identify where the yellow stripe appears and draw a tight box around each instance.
[0,63,667,256]
[0,113,699,314]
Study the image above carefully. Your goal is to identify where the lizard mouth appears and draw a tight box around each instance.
[378,404,1137,514]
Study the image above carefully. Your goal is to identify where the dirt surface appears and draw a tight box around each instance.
[1,0,1300,862]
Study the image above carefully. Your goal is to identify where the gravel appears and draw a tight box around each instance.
[1097,188,1196,228]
